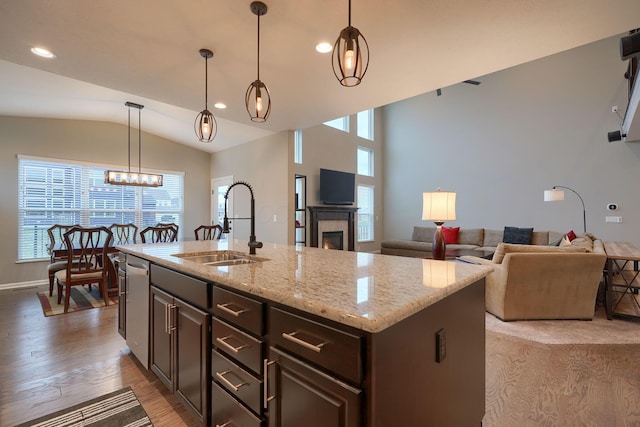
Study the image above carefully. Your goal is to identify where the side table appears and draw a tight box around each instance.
[603,241,640,320]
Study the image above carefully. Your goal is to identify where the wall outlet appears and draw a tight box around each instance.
[435,328,446,363]
[605,216,622,223]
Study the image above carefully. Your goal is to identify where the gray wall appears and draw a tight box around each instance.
[0,116,211,285]
[383,35,640,245]
[294,109,384,252]
[211,131,290,246]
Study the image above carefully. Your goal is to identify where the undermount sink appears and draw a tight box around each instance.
[172,250,268,267]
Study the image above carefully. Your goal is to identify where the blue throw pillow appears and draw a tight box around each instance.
[503,226,533,245]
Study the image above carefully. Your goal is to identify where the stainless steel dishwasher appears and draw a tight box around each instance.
[126,255,150,369]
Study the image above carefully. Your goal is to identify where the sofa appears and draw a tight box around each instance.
[380,226,565,258]
[460,235,607,321]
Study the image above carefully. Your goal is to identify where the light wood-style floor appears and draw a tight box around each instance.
[0,285,199,427]
[2,285,640,426]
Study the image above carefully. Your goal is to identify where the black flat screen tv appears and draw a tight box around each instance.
[320,168,355,205]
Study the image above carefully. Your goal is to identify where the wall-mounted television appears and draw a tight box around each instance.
[320,168,355,205]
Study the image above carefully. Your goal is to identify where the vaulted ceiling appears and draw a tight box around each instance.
[1,0,639,152]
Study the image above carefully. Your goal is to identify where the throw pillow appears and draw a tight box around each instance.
[566,230,577,241]
[502,226,534,245]
[442,226,460,244]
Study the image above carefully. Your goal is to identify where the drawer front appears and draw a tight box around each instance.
[212,317,263,375]
[212,381,262,427]
[212,286,264,336]
[212,349,262,415]
[270,307,363,384]
[150,264,208,309]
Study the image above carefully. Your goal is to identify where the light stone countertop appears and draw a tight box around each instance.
[118,239,492,333]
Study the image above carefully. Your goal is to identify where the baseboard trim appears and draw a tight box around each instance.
[0,280,48,291]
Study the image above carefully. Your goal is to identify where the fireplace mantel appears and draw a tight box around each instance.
[308,206,358,251]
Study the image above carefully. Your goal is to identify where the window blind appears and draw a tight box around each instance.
[18,157,184,260]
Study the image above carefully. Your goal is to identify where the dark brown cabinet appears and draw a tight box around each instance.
[267,347,361,427]
[150,285,209,424]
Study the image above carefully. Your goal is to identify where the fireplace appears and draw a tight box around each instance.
[322,231,344,250]
[308,206,358,251]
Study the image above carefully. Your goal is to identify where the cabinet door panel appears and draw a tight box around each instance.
[268,347,361,427]
[150,286,173,389]
[117,270,126,338]
[175,298,209,421]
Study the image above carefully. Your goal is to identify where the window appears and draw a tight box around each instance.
[357,109,374,140]
[323,116,349,132]
[18,156,184,260]
[294,129,303,164]
[357,146,374,177]
[357,185,374,242]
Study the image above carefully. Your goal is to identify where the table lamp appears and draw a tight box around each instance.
[422,189,456,260]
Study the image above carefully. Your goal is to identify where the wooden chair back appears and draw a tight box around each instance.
[194,224,223,240]
[140,224,178,243]
[47,224,80,262]
[109,223,138,245]
[62,226,114,279]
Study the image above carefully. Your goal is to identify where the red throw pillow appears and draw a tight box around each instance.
[442,226,460,244]
[566,230,577,241]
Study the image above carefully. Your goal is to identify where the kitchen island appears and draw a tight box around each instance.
[118,239,492,427]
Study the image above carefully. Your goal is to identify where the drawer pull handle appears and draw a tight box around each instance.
[263,358,276,409]
[216,422,232,427]
[216,370,248,392]
[217,302,248,317]
[282,331,327,353]
[216,336,248,353]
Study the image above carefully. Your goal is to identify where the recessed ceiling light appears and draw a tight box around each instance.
[31,47,56,58]
[214,102,227,109]
[315,42,333,54]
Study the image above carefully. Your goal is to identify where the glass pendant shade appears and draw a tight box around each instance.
[332,0,369,87]
[194,48,217,142]
[246,79,271,122]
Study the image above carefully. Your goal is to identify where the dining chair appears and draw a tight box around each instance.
[140,224,179,243]
[109,223,138,245]
[55,226,114,313]
[157,222,179,236]
[194,224,223,240]
[46,224,80,296]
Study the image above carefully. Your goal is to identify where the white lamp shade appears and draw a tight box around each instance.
[544,189,565,202]
[422,191,456,221]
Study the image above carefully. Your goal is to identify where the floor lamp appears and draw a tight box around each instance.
[422,190,456,260]
[543,185,586,233]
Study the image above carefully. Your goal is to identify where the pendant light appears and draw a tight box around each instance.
[194,48,217,142]
[245,1,271,122]
[104,102,163,187]
[332,0,369,87]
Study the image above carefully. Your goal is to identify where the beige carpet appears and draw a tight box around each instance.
[485,306,640,345]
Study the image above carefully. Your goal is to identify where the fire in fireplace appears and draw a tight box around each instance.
[322,231,344,250]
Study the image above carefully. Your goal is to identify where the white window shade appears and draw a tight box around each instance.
[18,156,184,260]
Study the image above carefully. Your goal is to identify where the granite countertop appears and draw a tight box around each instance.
[118,239,492,333]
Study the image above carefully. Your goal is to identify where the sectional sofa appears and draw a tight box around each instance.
[380,226,565,258]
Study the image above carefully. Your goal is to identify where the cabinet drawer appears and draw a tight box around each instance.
[212,350,262,415]
[212,286,263,336]
[270,307,363,384]
[212,380,262,427]
[150,264,208,309]
[212,317,263,375]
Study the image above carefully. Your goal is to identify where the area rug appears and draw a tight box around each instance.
[37,286,118,317]
[15,386,152,426]
[485,306,640,345]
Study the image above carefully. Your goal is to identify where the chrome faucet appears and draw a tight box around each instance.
[222,181,263,255]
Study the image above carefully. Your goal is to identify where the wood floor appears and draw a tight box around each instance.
[2,285,640,426]
[0,285,199,427]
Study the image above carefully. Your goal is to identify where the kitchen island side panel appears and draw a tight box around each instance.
[368,279,485,427]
